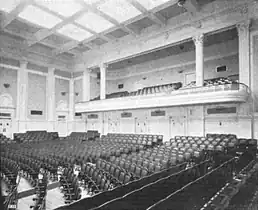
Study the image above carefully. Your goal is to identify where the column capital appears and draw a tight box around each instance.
[236,19,251,34]
[48,67,55,74]
[100,63,108,69]
[192,34,204,46]
[19,60,28,67]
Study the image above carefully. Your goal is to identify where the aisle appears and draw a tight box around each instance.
[17,177,35,210]
[17,177,33,193]
[46,186,66,210]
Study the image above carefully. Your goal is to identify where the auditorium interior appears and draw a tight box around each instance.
[0,0,258,209]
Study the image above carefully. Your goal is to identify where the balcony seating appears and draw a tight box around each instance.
[183,77,238,89]
[87,77,240,103]
[90,82,182,101]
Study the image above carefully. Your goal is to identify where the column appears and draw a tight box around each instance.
[100,63,107,100]
[69,78,75,121]
[82,69,91,101]
[16,60,28,132]
[47,67,55,131]
[237,20,251,87]
[193,34,204,87]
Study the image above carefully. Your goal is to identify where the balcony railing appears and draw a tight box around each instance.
[75,83,250,113]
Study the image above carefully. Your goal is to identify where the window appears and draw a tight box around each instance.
[216,65,227,72]
[118,84,124,89]
[75,113,82,117]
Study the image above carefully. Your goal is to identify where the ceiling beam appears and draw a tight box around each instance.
[52,0,142,55]
[24,6,85,47]
[0,0,32,29]
[1,28,80,56]
[76,0,141,36]
[52,39,99,55]
[126,0,167,27]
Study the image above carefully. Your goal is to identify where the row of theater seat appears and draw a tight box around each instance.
[1,131,256,209]
[183,77,238,89]
[0,133,13,144]
[91,82,182,101]
[90,76,238,101]
[100,133,163,147]
[13,131,59,143]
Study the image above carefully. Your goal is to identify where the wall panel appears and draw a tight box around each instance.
[27,73,46,120]
[74,78,82,103]
[0,67,17,106]
[55,78,69,108]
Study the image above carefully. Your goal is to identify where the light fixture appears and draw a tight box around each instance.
[3,83,10,88]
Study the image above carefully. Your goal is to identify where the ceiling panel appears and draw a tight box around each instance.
[42,34,72,47]
[30,43,54,55]
[105,28,129,39]
[6,18,42,34]
[127,17,155,31]
[18,5,62,28]
[89,37,108,46]
[59,52,75,60]
[35,0,83,17]
[196,0,216,7]
[57,24,93,41]
[97,0,141,23]
[134,0,171,10]
[156,3,186,20]
[0,0,21,13]
[83,0,102,4]
[72,44,91,53]
[76,11,115,33]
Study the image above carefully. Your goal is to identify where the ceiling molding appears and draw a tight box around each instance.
[0,40,73,72]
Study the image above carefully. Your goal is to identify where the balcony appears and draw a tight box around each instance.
[75,83,250,113]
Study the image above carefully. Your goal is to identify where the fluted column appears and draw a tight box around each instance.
[47,67,55,131]
[237,20,251,87]
[193,34,204,87]
[69,78,75,121]
[16,60,28,132]
[100,63,107,100]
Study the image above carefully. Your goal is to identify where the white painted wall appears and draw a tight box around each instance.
[86,102,257,141]
[27,73,46,120]
[0,67,17,106]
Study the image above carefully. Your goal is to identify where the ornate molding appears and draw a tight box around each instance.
[192,34,204,45]
[236,19,251,34]
[0,93,14,108]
